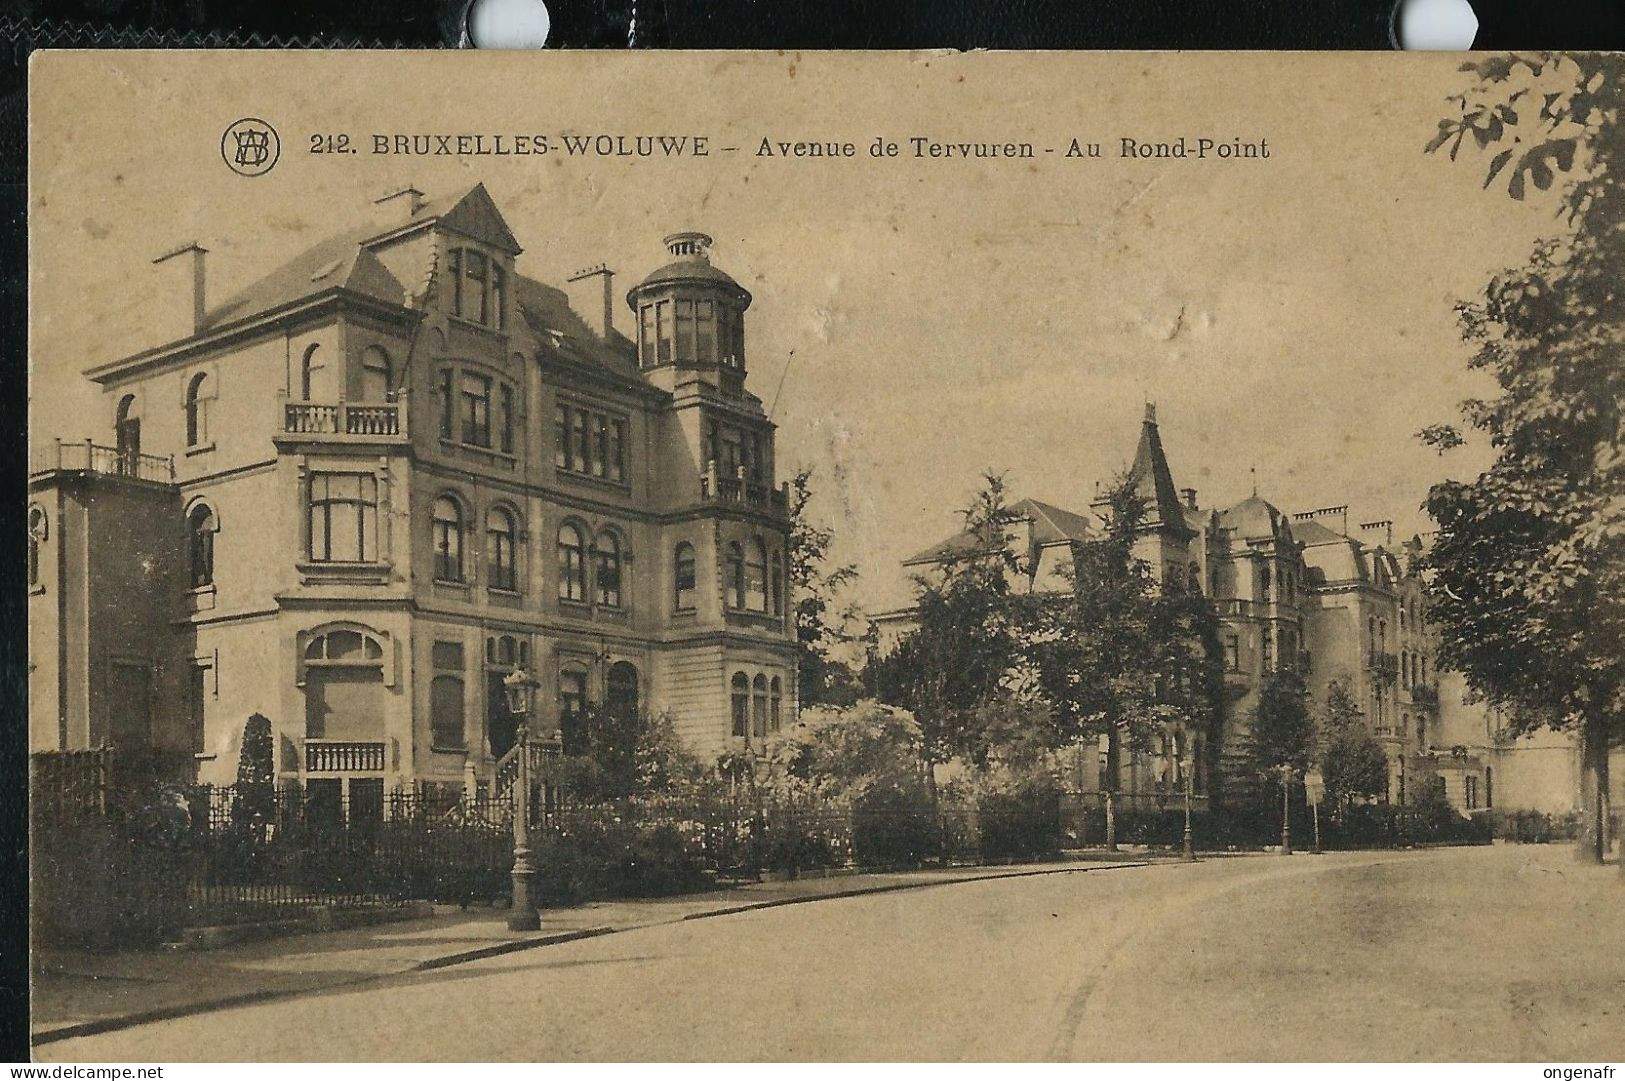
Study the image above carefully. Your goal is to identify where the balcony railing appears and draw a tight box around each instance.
[304,739,386,773]
[700,463,789,514]
[30,439,175,484]
[283,400,405,439]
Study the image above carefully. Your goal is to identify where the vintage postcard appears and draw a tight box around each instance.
[25,50,1625,1064]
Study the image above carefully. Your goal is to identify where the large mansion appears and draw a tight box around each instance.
[28,184,798,807]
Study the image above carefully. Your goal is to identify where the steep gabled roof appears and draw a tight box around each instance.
[513,273,645,391]
[902,497,1094,567]
[199,226,408,331]
[414,183,522,255]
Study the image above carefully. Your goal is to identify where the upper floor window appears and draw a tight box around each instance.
[430,640,466,751]
[460,373,492,448]
[188,503,216,588]
[432,496,465,582]
[745,539,768,612]
[726,542,746,609]
[307,473,378,563]
[299,345,322,401]
[554,400,627,483]
[499,384,517,455]
[637,296,743,369]
[1224,634,1240,671]
[447,248,505,331]
[185,372,211,447]
[487,506,518,592]
[769,676,783,733]
[751,674,769,739]
[594,530,623,608]
[27,505,46,588]
[674,542,697,611]
[771,551,784,617]
[558,523,587,603]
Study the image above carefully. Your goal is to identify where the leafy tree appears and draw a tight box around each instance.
[1249,672,1315,778]
[1423,54,1625,863]
[787,467,864,708]
[559,706,708,802]
[869,472,1026,789]
[766,700,926,801]
[1318,681,1389,814]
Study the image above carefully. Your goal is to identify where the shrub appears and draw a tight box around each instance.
[968,768,1063,861]
[851,784,938,868]
[1488,808,1582,843]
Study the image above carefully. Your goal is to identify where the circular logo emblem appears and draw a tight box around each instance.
[221,118,281,177]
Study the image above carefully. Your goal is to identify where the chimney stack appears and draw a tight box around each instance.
[566,264,617,341]
[374,185,426,219]
[152,241,209,338]
[1181,487,1198,510]
[1359,519,1394,547]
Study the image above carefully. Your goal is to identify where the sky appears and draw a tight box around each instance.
[28,51,1566,613]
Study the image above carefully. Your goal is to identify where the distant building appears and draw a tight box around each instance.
[29,184,798,811]
[877,404,1598,816]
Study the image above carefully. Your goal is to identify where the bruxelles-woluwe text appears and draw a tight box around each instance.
[369,134,712,156]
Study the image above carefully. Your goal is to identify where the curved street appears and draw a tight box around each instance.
[41,844,1624,1062]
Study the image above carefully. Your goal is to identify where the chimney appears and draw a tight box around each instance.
[1181,487,1198,510]
[566,264,617,340]
[152,241,208,338]
[1359,519,1394,547]
[374,185,427,219]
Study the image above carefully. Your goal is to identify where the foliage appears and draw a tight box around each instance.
[1247,671,1315,778]
[1318,681,1390,810]
[1422,52,1625,859]
[788,467,865,708]
[1489,808,1583,844]
[850,784,939,867]
[870,472,1028,768]
[557,707,712,803]
[950,765,1064,861]
[764,700,926,801]
[232,713,276,824]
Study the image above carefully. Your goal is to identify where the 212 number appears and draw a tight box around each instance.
[309,134,354,154]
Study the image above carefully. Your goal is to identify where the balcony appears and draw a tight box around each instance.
[280,399,407,442]
[30,440,175,484]
[304,739,386,773]
[700,464,789,515]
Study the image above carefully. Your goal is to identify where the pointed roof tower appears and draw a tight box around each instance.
[1126,402,1189,533]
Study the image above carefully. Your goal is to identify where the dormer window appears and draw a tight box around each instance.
[446,246,505,331]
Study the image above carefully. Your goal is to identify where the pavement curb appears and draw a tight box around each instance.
[32,858,1157,1047]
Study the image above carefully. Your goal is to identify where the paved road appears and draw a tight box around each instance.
[40,844,1624,1062]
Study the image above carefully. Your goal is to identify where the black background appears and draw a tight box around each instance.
[3,0,1624,1062]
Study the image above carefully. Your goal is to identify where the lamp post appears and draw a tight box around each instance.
[503,667,542,932]
[1181,756,1196,863]
[1278,763,1294,856]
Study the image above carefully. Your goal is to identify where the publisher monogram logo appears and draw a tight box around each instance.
[221,118,281,177]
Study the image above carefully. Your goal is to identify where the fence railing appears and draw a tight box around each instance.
[29,440,176,483]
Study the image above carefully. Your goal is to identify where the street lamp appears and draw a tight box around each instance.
[502,667,542,932]
[1181,755,1196,863]
[1278,763,1295,856]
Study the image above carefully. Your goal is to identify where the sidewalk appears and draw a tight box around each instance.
[33,852,1164,1044]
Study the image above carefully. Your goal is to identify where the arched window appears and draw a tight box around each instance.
[746,538,768,612]
[771,551,785,616]
[752,674,769,739]
[730,672,749,738]
[594,529,623,607]
[557,523,587,602]
[607,662,639,725]
[299,344,322,401]
[302,627,387,743]
[361,346,393,402]
[769,676,783,733]
[188,503,216,588]
[490,264,507,332]
[487,506,517,592]
[1258,562,1272,600]
[674,542,697,611]
[27,505,46,587]
[185,372,210,447]
[432,496,464,582]
[726,542,746,609]
[115,394,140,473]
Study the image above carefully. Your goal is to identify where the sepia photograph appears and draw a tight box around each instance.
[23,49,1625,1063]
